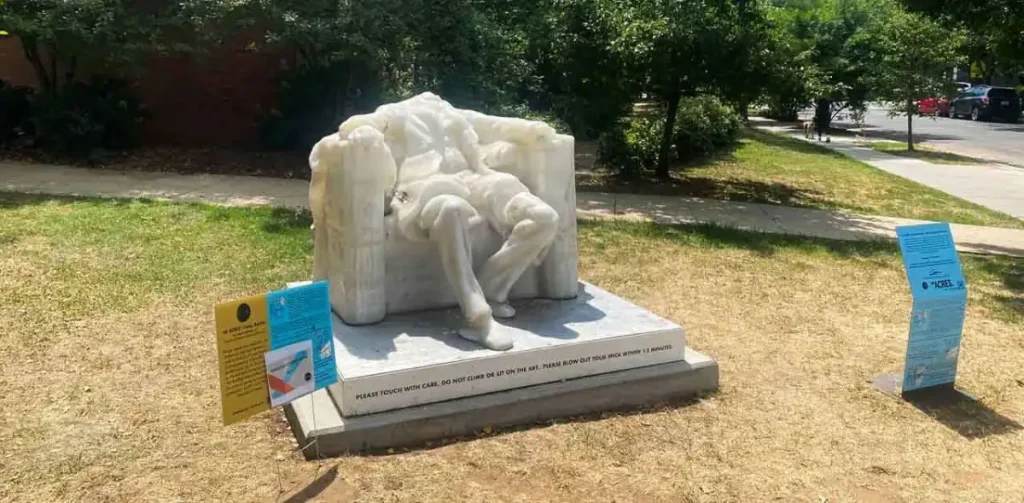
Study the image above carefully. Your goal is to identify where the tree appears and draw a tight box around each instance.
[765,0,891,122]
[526,0,634,138]
[903,0,1024,84]
[608,0,766,178]
[0,0,233,94]
[712,1,779,121]
[255,0,543,149]
[872,8,964,150]
[399,0,542,112]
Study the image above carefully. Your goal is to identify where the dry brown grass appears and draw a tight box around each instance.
[1,196,1022,503]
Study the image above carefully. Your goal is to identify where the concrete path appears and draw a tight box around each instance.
[752,119,1024,220]
[3,160,1023,257]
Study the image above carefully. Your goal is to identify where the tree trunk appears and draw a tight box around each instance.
[21,38,53,92]
[656,87,681,179]
[907,100,914,151]
[49,44,58,89]
[66,55,77,85]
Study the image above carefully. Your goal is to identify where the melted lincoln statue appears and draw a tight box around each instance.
[313,93,560,350]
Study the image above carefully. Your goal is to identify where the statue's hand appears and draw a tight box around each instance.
[531,122,556,141]
[339,113,387,139]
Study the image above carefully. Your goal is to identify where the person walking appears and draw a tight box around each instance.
[814,98,832,142]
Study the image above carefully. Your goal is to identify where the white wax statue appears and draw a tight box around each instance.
[312,93,560,351]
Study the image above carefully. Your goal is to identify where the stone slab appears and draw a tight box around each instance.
[284,348,718,457]
[329,281,686,416]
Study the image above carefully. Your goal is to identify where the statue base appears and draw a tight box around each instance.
[283,281,719,456]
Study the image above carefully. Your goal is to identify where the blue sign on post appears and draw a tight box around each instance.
[895,223,967,393]
[268,281,338,392]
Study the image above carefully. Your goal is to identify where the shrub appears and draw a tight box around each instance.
[0,80,35,146]
[598,95,743,175]
[597,112,666,175]
[32,78,147,154]
[259,63,386,151]
[673,95,742,160]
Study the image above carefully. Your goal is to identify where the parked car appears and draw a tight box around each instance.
[916,97,939,115]
[949,86,1021,122]
[937,83,970,117]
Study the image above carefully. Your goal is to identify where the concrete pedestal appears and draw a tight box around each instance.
[285,349,718,457]
[282,281,718,456]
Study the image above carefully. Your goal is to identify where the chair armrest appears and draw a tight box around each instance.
[497,133,579,299]
[309,130,393,324]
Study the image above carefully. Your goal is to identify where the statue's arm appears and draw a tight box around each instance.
[457,109,556,145]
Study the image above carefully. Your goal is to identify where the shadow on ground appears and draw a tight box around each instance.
[777,121,966,144]
[967,254,1024,322]
[873,375,1023,440]
[0,191,141,210]
[281,465,346,503]
[261,206,313,234]
[577,172,835,210]
[346,394,711,458]
[904,386,1023,440]
[580,132,842,211]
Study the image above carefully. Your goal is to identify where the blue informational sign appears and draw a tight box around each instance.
[895,223,967,392]
[267,281,338,391]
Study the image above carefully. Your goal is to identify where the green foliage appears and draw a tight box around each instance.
[763,0,893,119]
[599,95,742,175]
[400,0,542,112]
[598,112,665,174]
[904,0,1024,82]
[867,7,964,148]
[0,0,228,92]
[31,78,147,155]
[872,10,964,120]
[527,0,633,138]
[604,0,776,176]
[259,62,386,150]
[0,79,34,146]
[0,0,235,157]
[674,96,743,160]
[252,0,406,149]
[256,0,547,149]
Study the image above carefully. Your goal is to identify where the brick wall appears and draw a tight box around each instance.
[0,32,291,147]
[0,38,41,87]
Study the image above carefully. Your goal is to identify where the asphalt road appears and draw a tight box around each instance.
[829,105,1024,167]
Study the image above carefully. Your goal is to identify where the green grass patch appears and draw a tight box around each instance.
[580,128,1024,229]
[0,193,312,319]
[0,192,1017,327]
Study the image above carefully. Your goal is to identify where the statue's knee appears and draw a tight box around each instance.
[441,197,474,222]
[422,195,476,232]
[529,205,559,238]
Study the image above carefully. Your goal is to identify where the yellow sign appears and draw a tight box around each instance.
[215,294,271,425]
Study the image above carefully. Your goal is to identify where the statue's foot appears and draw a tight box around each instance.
[458,314,513,351]
[489,302,515,319]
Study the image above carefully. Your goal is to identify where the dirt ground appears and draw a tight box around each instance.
[1,198,1022,503]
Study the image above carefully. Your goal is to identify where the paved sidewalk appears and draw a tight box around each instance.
[753,119,1024,219]
[3,160,1023,257]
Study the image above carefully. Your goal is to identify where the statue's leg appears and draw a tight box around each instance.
[419,194,512,351]
[477,192,559,317]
